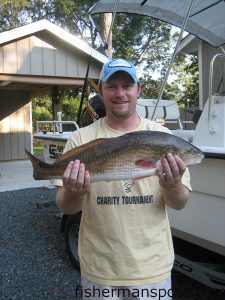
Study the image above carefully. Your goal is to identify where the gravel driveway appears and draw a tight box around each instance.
[0,187,224,299]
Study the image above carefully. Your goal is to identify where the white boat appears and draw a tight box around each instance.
[33,110,78,162]
[34,75,225,290]
[34,0,225,290]
[89,0,225,290]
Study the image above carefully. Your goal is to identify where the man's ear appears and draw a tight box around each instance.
[137,83,141,97]
[98,83,102,96]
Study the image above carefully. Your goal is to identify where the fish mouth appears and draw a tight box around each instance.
[192,153,205,165]
[198,153,205,162]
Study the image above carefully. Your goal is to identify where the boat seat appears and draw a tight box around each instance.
[136,98,182,129]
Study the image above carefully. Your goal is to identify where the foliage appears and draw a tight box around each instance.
[32,104,52,121]
[61,95,83,121]
[32,94,85,131]
[140,76,161,99]
[140,77,183,102]
[32,96,52,112]
[0,0,30,31]
[0,0,200,115]
[174,55,199,106]
[32,97,52,132]
[112,14,171,67]
[51,0,97,45]
[163,82,183,102]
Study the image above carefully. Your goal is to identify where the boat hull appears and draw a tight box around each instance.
[35,132,225,256]
[167,157,225,256]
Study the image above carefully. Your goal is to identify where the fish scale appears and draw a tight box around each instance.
[91,163,157,182]
[25,130,204,182]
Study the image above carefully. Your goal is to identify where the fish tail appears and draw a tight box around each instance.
[25,149,50,180]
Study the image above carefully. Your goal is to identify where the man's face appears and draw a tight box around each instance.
[99,71,141,119]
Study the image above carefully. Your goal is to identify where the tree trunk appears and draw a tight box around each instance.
[51,87,64,120]
[101,13,113,58]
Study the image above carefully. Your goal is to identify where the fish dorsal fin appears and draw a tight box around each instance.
[54,137,109,163]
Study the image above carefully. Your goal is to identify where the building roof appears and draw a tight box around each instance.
[0,19,109,121]
[0,19,108,64]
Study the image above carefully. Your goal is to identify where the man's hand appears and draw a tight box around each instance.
[62,159,91,197]
[157,153,186,188]
[56,160,91,215]
[156,153,190,210]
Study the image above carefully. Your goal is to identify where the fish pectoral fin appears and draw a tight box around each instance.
[135,159,159,169]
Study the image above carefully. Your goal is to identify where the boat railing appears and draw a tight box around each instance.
[36,120,79,134]
[208,52,225,134]
[190,50,225,152]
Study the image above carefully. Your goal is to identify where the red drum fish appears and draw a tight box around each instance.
[26,130,204,182]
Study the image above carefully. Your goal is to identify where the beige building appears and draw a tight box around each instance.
[0,19,108,161]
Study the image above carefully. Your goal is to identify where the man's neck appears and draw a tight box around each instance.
[105,114,141,132]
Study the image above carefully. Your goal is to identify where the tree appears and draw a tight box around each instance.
[101,12,112,58]
[0,0,199,117]
[112,14,171,66]
[174,54,199,107]
[32,96,52,132]
[0,0,31,31]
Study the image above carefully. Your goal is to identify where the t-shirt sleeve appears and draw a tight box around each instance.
[182,167,192,191]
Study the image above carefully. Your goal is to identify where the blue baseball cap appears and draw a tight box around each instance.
[99,58,139,83]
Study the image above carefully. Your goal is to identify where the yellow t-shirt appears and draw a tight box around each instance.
[54,117,191,286]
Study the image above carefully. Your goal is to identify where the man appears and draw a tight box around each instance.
[55,58,191,299]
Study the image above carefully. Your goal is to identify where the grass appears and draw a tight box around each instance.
[33,145,43,156]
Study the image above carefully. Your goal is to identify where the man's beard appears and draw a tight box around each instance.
[110,104,137,119]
